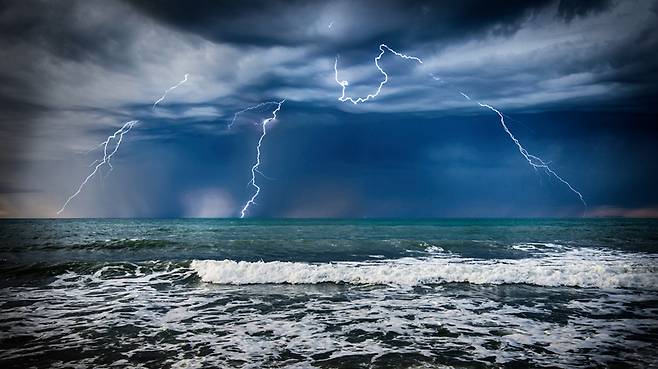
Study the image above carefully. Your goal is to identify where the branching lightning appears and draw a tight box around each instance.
[475,101,587,206]
[57,74,190,215]
[228,101,281,129]
[334,44,586,207]
[239,99,285,218]
[58,38,587,216]
[57,120,137,214]
[334,44,422,104]
[460,95,585,208]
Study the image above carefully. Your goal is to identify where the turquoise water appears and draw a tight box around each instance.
[1,218,657,367]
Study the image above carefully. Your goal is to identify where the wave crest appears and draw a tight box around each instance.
[191,250,658,289]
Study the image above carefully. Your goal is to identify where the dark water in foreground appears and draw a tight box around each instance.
[0,218,657,368]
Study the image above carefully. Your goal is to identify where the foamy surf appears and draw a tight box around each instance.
[3,219,658,368]
[192,249,658,289]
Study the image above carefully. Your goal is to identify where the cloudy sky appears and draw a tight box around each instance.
[1,0,657,218]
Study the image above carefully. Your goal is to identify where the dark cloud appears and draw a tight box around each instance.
[557,0,612,21]
[122,0,658,112]
[128,0,610,48]
[0,0,142,66]
[125,1,614,49]
[0,0,657,217]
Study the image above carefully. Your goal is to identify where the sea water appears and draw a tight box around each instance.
[0,218,657,368]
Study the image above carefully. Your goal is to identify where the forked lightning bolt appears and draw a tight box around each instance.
[57,74,189,214]
[334,44,586,207]
[469,99,587,206]
[228,101,281,129]
[57,120,137,214]
[239,100,285,218]
[335,44,422,104]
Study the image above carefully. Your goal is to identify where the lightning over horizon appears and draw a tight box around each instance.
[239,99,285,218]
[56,120,137,214]
[474,100,587,207]
[57,74,190,215]
[2,3,657,368]
[334,44,586,207]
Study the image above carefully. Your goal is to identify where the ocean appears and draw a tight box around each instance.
[0,218,657,368]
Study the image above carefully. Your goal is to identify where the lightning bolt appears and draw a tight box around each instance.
[228,101,281,129]
[239,99,285,218]
[334,44,586,207]
[57,120,137,214]
[152,73,189,110]
[475,101,587,207]
[334,44,422,104]
[57,74,189,215]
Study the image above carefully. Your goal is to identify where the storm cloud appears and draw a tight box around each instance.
[0,0,657,217]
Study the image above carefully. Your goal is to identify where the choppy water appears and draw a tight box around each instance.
[1,218,657,368]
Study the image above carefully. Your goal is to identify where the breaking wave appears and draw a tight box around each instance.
[191,248,658,289]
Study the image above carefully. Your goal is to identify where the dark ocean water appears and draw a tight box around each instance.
[0,218,657,368]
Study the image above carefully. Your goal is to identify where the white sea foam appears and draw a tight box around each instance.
[192,249,658,289]
[424,245,445,253]
[511,242,566,251]
[4,252,658,368]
